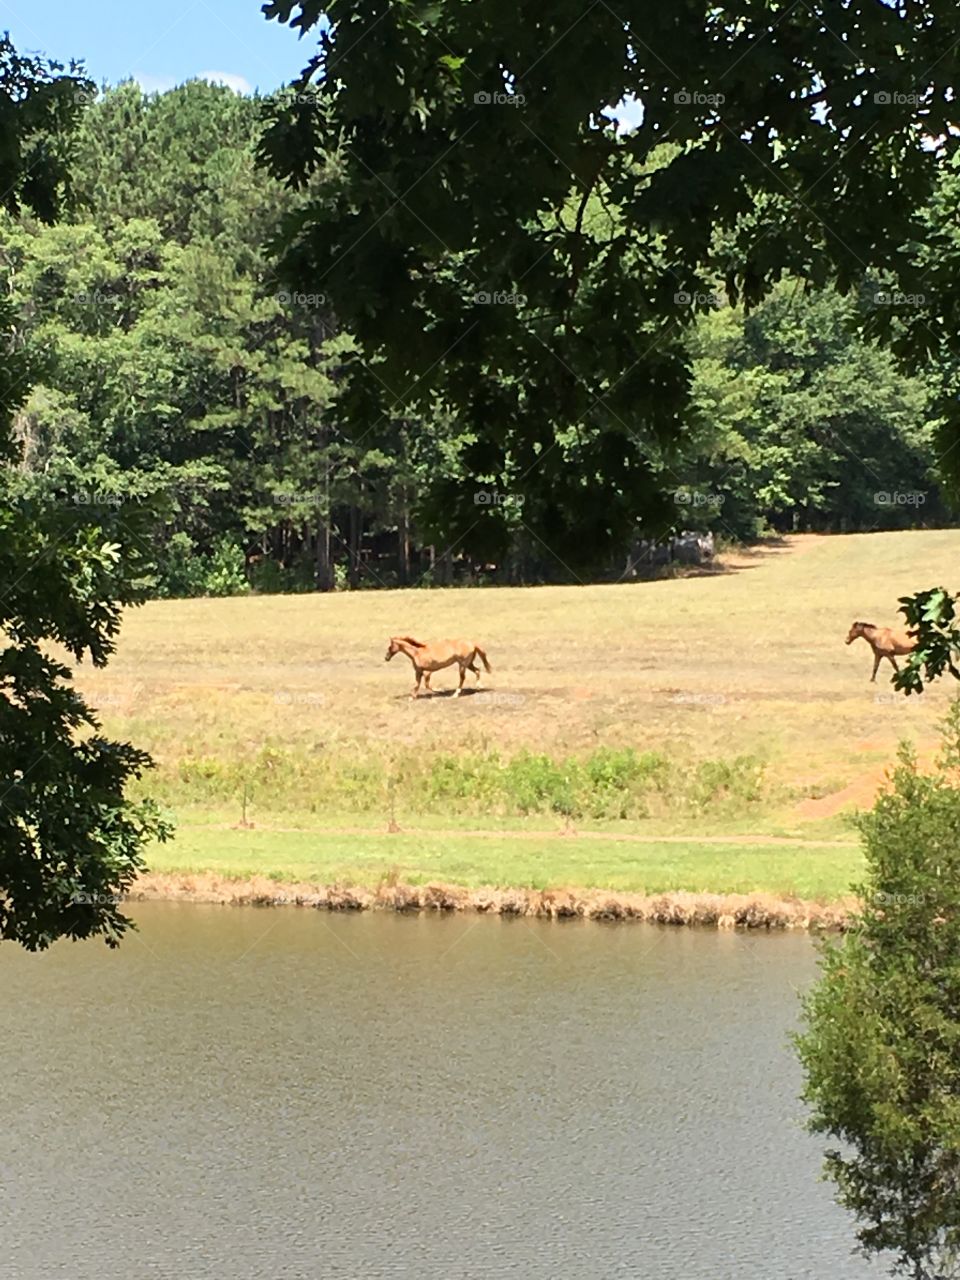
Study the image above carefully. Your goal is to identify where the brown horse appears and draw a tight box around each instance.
[845,620,917,682]
[385,635,492,698]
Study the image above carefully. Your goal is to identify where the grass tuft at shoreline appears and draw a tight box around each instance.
[130,870,857,931]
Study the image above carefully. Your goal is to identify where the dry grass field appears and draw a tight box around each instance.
[71,529,960,895]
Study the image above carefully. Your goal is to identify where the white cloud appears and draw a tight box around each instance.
[197,70,252,95]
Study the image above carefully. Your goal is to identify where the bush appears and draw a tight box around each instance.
[248,557,317,594]
[203,538,250,597]
[797,699,960,1278]
[496,752,577,816]
[691,756,766,809]
[154,742,773,823]
[155,533,249,598]
[583,747,670,818]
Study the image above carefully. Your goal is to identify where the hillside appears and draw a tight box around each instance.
[74,530,960,896]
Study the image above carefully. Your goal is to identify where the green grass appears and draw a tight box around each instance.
[150,825,865,900]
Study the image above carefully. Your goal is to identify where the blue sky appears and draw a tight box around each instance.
[0,0,311,94]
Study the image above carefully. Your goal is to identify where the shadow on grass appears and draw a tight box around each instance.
[395,686,489,701]
[621,536,794,583]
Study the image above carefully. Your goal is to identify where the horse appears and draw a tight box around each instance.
[385,635,492,698]
[845,620,917,682]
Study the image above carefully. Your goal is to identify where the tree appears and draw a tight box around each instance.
[0,45,170,949]
[686,282,940,538]
[893,589,960,696]
[8,80,480,593]
[260,0,960,563]
[797,706,960,1279]
[9,78,950,600]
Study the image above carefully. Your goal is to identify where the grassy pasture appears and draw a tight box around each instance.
[74,530,960,897]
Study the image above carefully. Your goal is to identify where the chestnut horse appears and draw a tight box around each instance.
[845,620,917,682]
[385,635,492,697]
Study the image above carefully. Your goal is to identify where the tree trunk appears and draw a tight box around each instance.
[348,503,361,588]
[440,547,453,586]
[398,492,410,586]
[315,520,332,591]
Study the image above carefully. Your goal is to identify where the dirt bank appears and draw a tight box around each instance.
[129,873,855,930]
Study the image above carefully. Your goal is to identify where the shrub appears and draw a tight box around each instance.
[501,752,582,817]
[203,538,250,597]
[691,755,766,809]
[583,746,670,818]
[797,699,960,1278]
[155,533,249,598]
[154,744,774,820]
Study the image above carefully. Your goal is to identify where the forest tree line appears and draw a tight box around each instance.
[4,79,953,596]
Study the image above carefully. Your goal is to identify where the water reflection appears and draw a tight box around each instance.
[0,907,882,1279]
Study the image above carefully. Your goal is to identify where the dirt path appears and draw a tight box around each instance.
[795,748,938,820]
[181,823,858,847]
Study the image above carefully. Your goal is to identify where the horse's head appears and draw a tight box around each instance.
[385,637,401,662]
[846,621,867,645]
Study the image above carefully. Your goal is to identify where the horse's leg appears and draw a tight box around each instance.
[411,667,423,698]
[469,662,481,682]
[423,671,433,693]
[870,650,881,683]
[889,655,900,673]
[453,663,466,697]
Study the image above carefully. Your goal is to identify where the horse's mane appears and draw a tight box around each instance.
[396,635,424,647]
[855,620,877,629]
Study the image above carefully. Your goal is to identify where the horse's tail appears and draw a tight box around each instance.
[475,645,492,673]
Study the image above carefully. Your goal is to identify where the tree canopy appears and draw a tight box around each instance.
[259,0,960,562]
[0,43,169,949]
[4,77,950,601]
[798,708,960,1277]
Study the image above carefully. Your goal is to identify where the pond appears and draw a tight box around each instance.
[0,905,885,1279]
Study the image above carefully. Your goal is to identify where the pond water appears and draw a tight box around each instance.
[0,905,885,1279]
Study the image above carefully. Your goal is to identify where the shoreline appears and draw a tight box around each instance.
[129,873,856,930]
